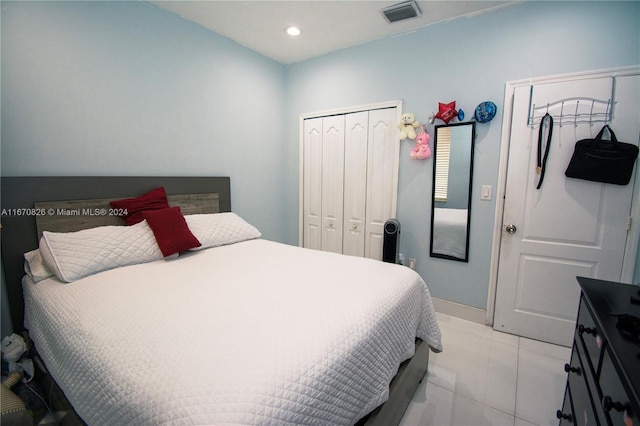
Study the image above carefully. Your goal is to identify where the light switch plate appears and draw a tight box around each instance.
[481,185,492,200]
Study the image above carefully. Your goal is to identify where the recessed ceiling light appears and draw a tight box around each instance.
[285,26,301,37]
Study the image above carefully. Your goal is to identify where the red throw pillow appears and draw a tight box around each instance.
[110,187,170,225]
[142,207,201,257]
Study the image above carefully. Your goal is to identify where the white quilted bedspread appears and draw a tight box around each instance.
[24,239,442,425]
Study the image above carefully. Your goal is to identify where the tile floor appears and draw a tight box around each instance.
[400,312,572,426]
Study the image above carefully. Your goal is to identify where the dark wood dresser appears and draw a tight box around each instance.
[558,277,640,425]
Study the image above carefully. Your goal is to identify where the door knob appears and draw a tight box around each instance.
[505,224,517,234]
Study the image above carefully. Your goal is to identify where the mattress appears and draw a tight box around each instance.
[432,208,468,259]
[24,239,442,425]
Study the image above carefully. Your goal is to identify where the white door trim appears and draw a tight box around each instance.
[298,100,404,247]
[486,65,640,326]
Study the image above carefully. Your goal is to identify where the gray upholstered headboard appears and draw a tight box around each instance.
[0,176,232,333]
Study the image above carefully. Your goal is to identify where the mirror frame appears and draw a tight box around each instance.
[429,121,475,262]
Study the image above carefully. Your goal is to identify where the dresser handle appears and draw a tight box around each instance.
[602,396,629,413]
[578,324,597,336]
[564,363,581,374]
[556,410,573,422]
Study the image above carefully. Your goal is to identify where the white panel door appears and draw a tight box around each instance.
[321,115,345,254]
[493,73,639,346]
[365,108,399,260]
[343,111,369,257]
[303,117,323,251]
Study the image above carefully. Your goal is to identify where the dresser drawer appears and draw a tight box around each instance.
[599,348,638,426]
[576,296,605,376]
[565,344,599,426]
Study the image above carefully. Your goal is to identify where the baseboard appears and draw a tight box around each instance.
[432,297,487,325]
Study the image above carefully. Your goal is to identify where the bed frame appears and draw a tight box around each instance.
[0,176,428,426]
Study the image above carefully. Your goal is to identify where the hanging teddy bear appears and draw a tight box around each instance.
[398,112,421,140]
[410,132,431,160]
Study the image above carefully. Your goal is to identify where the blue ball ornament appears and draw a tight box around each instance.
[474,101,497,123]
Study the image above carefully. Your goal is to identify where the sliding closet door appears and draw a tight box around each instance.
[302,117,323,251]
[300,101,400,259]
[321,115,345,254]
[343,111,369,257]
[365,108,398,259]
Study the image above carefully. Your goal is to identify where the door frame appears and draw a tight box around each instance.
[298,99,404,247]
[486,66,640,326]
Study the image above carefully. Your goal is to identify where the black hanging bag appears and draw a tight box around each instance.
[565,125,639,185]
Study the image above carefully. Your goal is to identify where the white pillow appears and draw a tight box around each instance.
[184,212,261,250]
[39,221,164,283]
[24,249,54,283]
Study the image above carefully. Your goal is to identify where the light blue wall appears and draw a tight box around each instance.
[283,1,640,308]
[1,0,287,240]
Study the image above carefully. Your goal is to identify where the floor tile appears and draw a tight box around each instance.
[427,315,519,415]
[401,313,571,426]
[519,337,572,361]
[400,381,516,426]
[515,342,569,425]
[514,417,538,426]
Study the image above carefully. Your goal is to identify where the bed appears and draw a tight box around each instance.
[1,177,442,426]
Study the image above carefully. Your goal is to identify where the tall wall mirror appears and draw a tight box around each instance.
[430,121,475,262]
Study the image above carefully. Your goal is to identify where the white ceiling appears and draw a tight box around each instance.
[150,1,515,64]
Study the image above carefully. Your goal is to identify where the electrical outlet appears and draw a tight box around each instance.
[408,258,416,270]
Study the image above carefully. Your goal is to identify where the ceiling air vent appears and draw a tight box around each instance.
[381,1,421,23]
